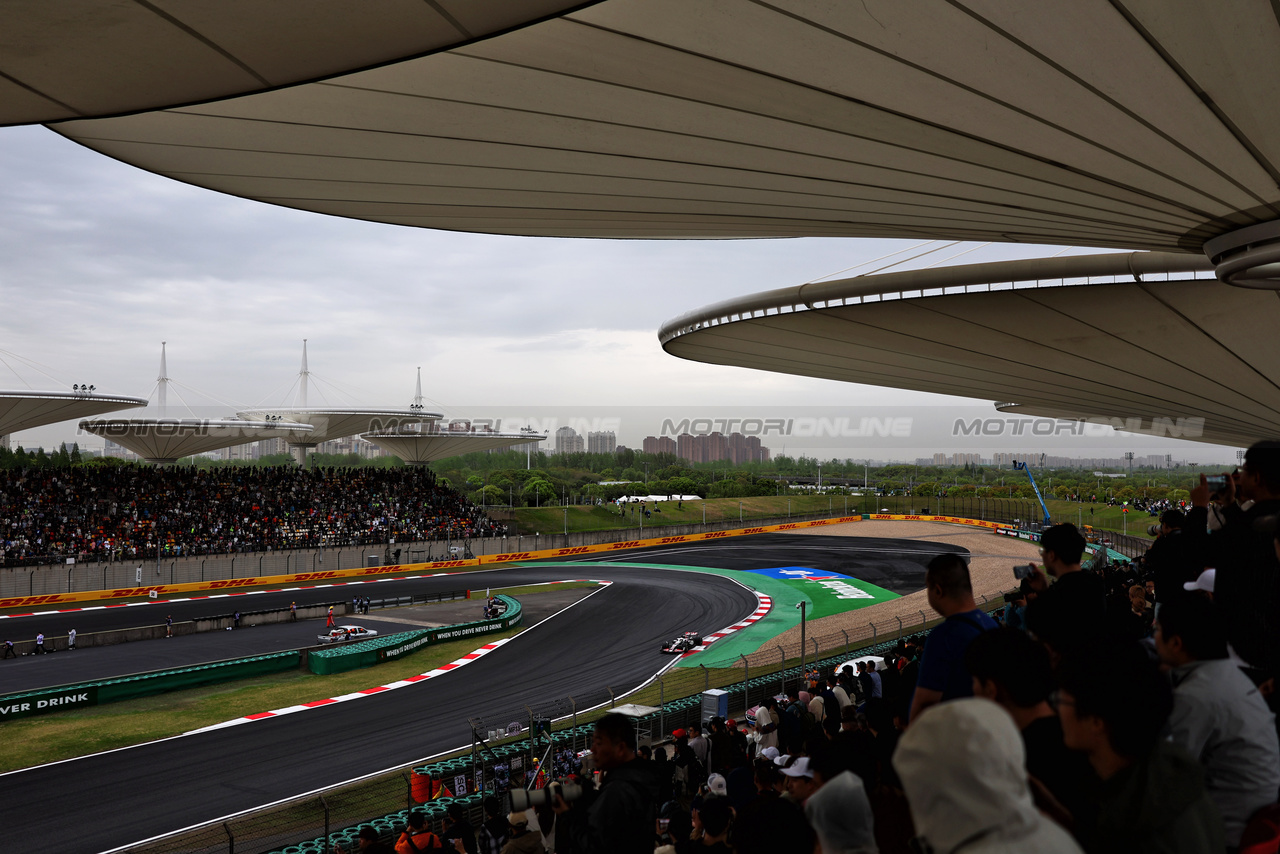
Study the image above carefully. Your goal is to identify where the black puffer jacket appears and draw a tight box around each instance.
[573,759,659,854]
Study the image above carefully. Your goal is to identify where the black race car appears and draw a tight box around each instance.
[661,631,706,653]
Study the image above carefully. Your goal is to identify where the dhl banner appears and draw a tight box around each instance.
[0,513,999,610]
[868,513,1004,530]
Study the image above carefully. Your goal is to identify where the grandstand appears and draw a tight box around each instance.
[0,465,503,568]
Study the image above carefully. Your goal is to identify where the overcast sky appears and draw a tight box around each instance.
[0,124,1238,463]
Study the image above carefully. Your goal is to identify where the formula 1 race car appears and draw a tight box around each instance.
[661,631,706,653]
[317,625,378,644]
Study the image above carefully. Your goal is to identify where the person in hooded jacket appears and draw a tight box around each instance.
[894,698,1085,854]
[553,713,658,854]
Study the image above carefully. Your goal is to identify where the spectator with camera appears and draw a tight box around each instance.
[1142,509,1198,613]
[1154,593,1280,850]
[551,713,657,854]
[1056,638,1223,854]
[441,804,477,854]
[1185,440,1280,681]
[909,553,999,723]
[1023,524,1107,657]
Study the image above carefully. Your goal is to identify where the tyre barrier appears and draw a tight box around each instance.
[306,595,522,675]
[0,650,300,721]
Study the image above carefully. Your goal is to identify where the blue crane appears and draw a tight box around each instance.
[1011,460,1052,528]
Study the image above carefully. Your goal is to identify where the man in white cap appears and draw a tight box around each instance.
[501,812,541,854]
[778,757,819,804]
[1182,569,1215,597]
[893,699,1083,853]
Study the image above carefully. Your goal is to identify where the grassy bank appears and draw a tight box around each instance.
[0,627,525,773]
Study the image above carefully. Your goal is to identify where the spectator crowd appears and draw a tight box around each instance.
[0,464,505,566]
[449,441,1280,854]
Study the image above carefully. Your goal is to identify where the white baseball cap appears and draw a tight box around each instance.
[779,757,813,778]
[1183,569,1216,594]
[759,746,780,761]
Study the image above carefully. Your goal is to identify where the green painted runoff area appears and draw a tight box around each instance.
[549,562,897,668]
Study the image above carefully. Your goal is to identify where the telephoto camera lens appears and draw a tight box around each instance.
[509,781,584,812]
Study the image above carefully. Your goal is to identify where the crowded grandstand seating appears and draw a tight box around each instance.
[0,465,503,567]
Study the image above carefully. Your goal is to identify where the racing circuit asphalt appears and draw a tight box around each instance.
[0,534,958,853]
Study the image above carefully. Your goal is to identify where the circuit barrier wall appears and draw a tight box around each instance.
[308,596,523,675]
[0,651,300,721]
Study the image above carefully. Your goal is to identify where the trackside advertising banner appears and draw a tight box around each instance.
[0,686,98,721]
[0,514,1002,611]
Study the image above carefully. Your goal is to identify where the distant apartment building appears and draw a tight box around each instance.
[642,435,676,455]
[555,426,585,454]
[587,431,617,454]
[647,431,769,464]
[104,439,140,461]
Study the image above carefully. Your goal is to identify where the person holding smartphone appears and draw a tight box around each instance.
[1184,440,1280,681]
[1022,524,1106,658]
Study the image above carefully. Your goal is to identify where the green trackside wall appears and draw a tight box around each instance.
[0,651,300,722]
[306,595,524,675]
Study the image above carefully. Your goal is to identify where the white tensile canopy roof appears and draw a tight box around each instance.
[660,251,1280,447]
[362,426,546,464]
[0,390,147,438]
[13,1,1280,444]
[0,1,589,126]
[78,418,315,464]
[236,408,443,447]
[42,0,1280,252]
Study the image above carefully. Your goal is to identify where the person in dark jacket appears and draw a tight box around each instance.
[1142,510,1199,608]
[1183,440,1280,677]
[441,804,477,854]
[1056,638,1223,854]
[476,796,508,854]
[553,713,658,854]
[652,747,676,806]
[1024,524,1107,657]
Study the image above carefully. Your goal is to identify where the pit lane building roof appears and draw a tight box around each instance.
[0,390,147,438]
